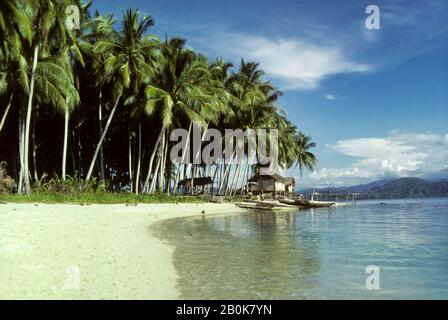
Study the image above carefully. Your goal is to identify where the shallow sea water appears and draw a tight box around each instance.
[153,198,448,299]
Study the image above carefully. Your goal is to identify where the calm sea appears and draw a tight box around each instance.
[154,198,448,299]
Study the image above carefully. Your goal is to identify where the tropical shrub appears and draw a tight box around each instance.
[0,162,14,193]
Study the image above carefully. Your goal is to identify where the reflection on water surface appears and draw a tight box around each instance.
[153,199,448,299]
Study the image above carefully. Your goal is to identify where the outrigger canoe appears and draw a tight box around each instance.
[279,198,335,208]
[235,200,298,211]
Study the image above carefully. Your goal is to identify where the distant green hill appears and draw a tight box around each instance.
[298,178,448,200]
[359,178,448,199]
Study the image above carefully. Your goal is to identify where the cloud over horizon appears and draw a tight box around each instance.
[304,131,448,187]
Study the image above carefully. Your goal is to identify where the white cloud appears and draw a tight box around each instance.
[306,131,448,187]
[325,93,349,101]
[200,33,371,90]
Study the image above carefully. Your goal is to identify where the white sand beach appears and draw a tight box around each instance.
[0,202,244,299]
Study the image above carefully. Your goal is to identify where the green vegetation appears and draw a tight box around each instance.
[0,192,205,204]
[0,0,317,197]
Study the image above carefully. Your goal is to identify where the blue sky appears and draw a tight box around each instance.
[93,0,448,187]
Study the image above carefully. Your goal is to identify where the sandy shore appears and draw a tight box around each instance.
[0,202,244,299]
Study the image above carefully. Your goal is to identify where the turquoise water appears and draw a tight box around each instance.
[154,198,448,299]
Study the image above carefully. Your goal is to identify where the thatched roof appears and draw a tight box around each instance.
[248,174,295,184]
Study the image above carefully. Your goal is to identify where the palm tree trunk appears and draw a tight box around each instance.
[135,122,142,195]
[18,106,24,193]
[160,129,168,192]
[128,129,133,193]
[32,104,39,181]
[158,136,164,192]
[85,92,122,182]
[149,150,162,194]
[62,108,69,180]
[190,123,208,195]
[217,161,223,194]
[242,159,250,194]
[219,151,235,194]
[0,92,13,134]
[142,127,164,192]
[231,162,243,196]
[227,162,241,196]
[291,162,297,176]
[70,129,76,177]
[173,122,192,193]
[166,164,171,194]
[211,164,219,194]
[158,132,164,192]
[225,164,234,195]
[98,90,105,181]
[23,44,39,193]
[78,128,82,178]
[190,165,196,195]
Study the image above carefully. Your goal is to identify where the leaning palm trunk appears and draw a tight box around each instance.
[142,127,164,193]
[173,122,192,193]
[225,164,236,195]
[0,92,14,134]
[22,44,39,194]
[85,92,122,182]
[219,151,235,194]
[231,162,243,196]
[135,122,142,195]
[62,108,69,180]
[211,164,219,194]
[190,123,208,194]
[219,164,228,195]
[149,148,162,194]
[241,159,250,194]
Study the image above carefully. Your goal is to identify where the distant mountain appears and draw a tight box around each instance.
[362,178,448,199]
[298,177,448,200]
[298,179,392,195]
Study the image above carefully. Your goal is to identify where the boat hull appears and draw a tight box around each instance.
[279,199,335,208]
[235,202,297,211]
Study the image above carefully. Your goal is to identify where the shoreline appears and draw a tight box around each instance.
[0,202,244,299]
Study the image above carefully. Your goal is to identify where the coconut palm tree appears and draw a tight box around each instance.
[60,1,93,181]
[0,45,28,135]
[0,2,317,195]
[86,13,116,181]
[217,60,283,194]
[84,9,158,183]
[143,38,222,193]
[0,0,33,135]
[0,0,33,51]
[292,132,317,178]
[1,0,80,193]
